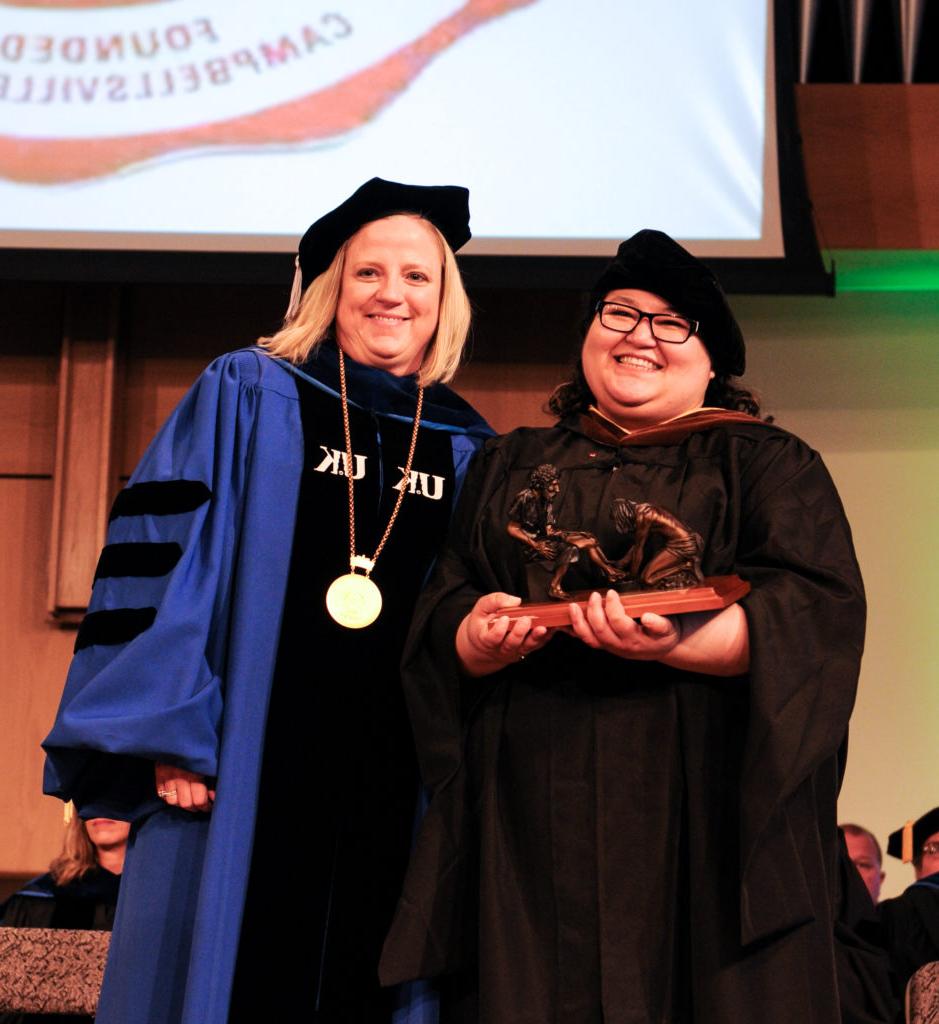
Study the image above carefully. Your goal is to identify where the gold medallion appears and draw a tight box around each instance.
[326,573,383,629]
[327,348,423,630]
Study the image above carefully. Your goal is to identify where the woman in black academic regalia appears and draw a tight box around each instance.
[381,230,867,1024]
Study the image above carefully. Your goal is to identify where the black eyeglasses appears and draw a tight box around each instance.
[596,300,699,344]
[923,841,939,856]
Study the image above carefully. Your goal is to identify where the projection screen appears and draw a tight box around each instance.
[0,0,784,263]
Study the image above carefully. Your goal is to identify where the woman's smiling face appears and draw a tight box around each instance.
[580,288,714,429]
[334,214,442,377]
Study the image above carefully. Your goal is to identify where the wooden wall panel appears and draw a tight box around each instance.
[0,353,59,477]
[120,346,227,476]
[453,362,560,433]
[0,478,76,873]
[118,283,283,474]
[797,85,939,248]
[48,331,118,618]
[0,283,64,476]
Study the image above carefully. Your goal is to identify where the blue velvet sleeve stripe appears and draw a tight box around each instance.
[74,607,157,652]
[109,480,211,521]
[94,542,183,580]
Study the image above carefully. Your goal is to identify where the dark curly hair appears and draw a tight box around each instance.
[546,356,766,421]
[528,464,560,491]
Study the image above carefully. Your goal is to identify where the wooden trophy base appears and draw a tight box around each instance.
[498,575,751,627]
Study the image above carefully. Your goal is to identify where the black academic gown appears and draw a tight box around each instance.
[381,411,866,1024]
[879,872,939,993]
[225,346,490,1023]
[0,868,120,932]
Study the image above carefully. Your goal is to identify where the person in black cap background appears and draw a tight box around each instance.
[380,230,866,1023]
[42,178,491,1024]
[878,807,939,991]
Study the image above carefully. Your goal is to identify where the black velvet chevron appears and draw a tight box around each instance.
[74,607,158,652]
[109,480,211,521]
[93,542,183,580]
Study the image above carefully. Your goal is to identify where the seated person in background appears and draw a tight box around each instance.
[0,813,128,930]
[879,806,939,990]
[834,826,898,1024]
[0,813,128,1024]
[842,822,886,904]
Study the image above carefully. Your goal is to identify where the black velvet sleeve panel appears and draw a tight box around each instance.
[73,608,157,653]
[108,480,211,521]
[93,543,183,581]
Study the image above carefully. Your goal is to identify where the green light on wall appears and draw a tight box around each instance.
[831,250,939,292]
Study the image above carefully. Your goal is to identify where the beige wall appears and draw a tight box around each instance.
[735,293,939,900]
[2,286,937,901]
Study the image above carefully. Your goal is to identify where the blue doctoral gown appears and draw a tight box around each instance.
[42,347,490,1024]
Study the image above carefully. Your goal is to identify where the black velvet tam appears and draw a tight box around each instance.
[590,228,746,377]
[887,806,939,860]
[298,177,471,289]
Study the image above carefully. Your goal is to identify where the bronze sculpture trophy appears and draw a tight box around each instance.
[500,464,749,626]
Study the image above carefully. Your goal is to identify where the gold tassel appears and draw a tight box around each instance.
[902,819,914,862]
[284,255,303,324]
[63,800,74,826]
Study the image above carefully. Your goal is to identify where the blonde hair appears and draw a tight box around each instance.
[49,815,98,886]
[258,216,471,386]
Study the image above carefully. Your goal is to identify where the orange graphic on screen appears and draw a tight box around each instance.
[0,0,537,184]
